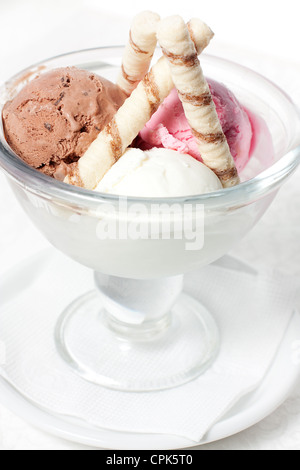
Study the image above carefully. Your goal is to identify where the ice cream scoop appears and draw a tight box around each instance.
[138,80,253,173]
[96,147,222,197]
[2,67,127,180]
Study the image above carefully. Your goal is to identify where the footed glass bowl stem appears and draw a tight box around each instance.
[55,273,220,392]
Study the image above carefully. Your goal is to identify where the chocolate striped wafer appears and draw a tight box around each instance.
[116,11,160,96]
[158,16,240,188]
[65,19,214,190]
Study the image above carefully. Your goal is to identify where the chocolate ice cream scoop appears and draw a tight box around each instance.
[2,67,127,180]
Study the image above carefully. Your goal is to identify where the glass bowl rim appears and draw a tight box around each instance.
[0,45,300,209]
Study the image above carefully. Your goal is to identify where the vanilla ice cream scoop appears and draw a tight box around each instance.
[95,148,222,197]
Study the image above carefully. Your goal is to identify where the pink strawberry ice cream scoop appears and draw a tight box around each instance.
[138,79,253,173]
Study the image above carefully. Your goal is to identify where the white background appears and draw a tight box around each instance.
[1,0,300,80]
[0,0,300,450]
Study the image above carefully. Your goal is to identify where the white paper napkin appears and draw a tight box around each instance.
[0,249,299,443]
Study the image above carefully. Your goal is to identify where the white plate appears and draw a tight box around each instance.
[0,250,299,450]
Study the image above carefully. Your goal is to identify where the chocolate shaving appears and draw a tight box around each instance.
[44,123,53,132]
[61,76,71,88]
[54,92,65,106]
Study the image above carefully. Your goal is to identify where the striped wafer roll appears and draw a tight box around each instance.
[158,16,240,188]
[116,11,160,96]
[65,19,214,190]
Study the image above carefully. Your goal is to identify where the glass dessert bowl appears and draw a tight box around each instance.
[0,47,300,392]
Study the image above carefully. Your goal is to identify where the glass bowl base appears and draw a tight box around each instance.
[55,291,220,392]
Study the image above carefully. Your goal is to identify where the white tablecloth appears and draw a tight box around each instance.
[0,0,300,450]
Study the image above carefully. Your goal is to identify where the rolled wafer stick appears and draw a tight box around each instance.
[65,19,214,190]
[158,16,240,188]
[116,11,160,96]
